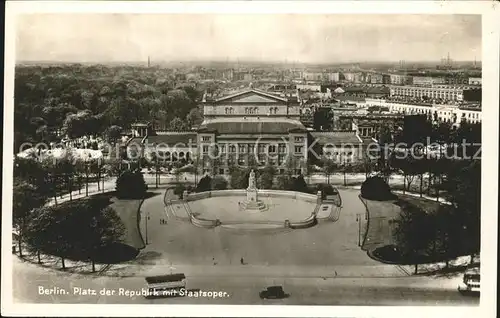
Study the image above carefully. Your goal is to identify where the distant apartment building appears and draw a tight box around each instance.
[342,72,362,83]
[325,72,340,82]
[370,73,384,84]
[389,74,412,85]
[469,77,482,85]
[412,76,446,86]
[365,99,481,125]
[303,71,323,82]
[297,84,321,92]
[390,85,465,101]
[222,69,234,81]
[444,76,469,85]
[243,73,254,81]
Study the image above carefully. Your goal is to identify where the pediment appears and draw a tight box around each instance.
[232,93,279,103]
[214,89,287,104]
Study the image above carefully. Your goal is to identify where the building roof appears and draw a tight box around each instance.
[343,86,365,93]
[334,95,366,102]
[198,119,306,134]
[126,137,144,146]
[366,86,390,95]
[310,131,362,145]
[145,132,197,146]
[212,89,288,103]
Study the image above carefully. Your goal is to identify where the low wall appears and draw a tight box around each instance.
[185,189,318,203]
[190,214,220,228]
[288,213,317,229]
[180,189,320,231]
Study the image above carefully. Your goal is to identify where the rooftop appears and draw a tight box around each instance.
[198,118,306,134]
[310,131,362,145]
[145,132,197,146]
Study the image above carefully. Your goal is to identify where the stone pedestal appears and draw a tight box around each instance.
[247,187,258,202]
[240,169,267,212]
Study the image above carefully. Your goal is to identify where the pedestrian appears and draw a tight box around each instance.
[240,257,244,265]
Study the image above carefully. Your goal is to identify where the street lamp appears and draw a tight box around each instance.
[145,210,150,245]
[356,213,362,247]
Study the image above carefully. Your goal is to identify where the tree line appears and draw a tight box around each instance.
[15,65,206,151]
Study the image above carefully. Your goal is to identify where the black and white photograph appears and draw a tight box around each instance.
[2,1,498,317]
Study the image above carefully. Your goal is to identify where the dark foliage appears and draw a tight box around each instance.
[115,169,147,199]
[360,176,397,201]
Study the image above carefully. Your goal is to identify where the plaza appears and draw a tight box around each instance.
[187,195,317,224]
[134,188,377,271]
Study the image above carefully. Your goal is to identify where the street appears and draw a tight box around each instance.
[12,256,478,305]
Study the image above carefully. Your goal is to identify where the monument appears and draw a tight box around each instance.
[240,169,267,212]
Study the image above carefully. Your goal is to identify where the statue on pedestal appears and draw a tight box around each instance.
[241,169,267,211]
[247,169,257,190]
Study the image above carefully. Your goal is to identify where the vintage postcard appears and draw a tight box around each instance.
[2,1,499,317]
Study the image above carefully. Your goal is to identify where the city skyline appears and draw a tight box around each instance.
[16,14,481,64]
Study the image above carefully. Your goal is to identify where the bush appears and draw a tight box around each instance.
[316,183,337,199]
[276,175,293,190]
[211,176,228,190]
[174,184,186,199]
[229,167,249,189]
[115,170,147,199]
[360,176,396,201]
[291,175,309,193]
[196,175,212,192]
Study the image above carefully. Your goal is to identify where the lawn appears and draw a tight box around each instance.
[360,198,401,252]
[110,196,146,250]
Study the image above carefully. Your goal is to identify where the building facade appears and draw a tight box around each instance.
[389,85,467,102]
[468,77,482,85]
[412,76,446,86]
[127,88,366,175]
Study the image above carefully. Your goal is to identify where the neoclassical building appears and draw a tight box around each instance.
[127,88,364,175]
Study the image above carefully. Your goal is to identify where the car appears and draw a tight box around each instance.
[259,286,288,299]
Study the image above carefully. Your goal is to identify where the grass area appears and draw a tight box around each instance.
[360,198,400,252]
[110,196,146,250]
[396,194,442,214]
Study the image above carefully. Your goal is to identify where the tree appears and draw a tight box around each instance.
[442,160,481,256]
[173,183,186,199]
[259,164,276,189]
[211,176,228,190]
[393,200,433,274]
[169,117,189,131]
[360,176,397,201]
[186,107,203,129]
[321,157,337,184]
[291,175,309,193]
[104,125,123,143]
[86,206,125,272]
[25,197,125,271]
[13,179,50,257]
[229,166,248,189]
[196,175,212,192]
[392,154,420,194]
[115,170,147,199]
[24,205,70,269]
[275,175,291,190]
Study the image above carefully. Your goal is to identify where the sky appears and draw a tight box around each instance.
[15,14,481,64]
